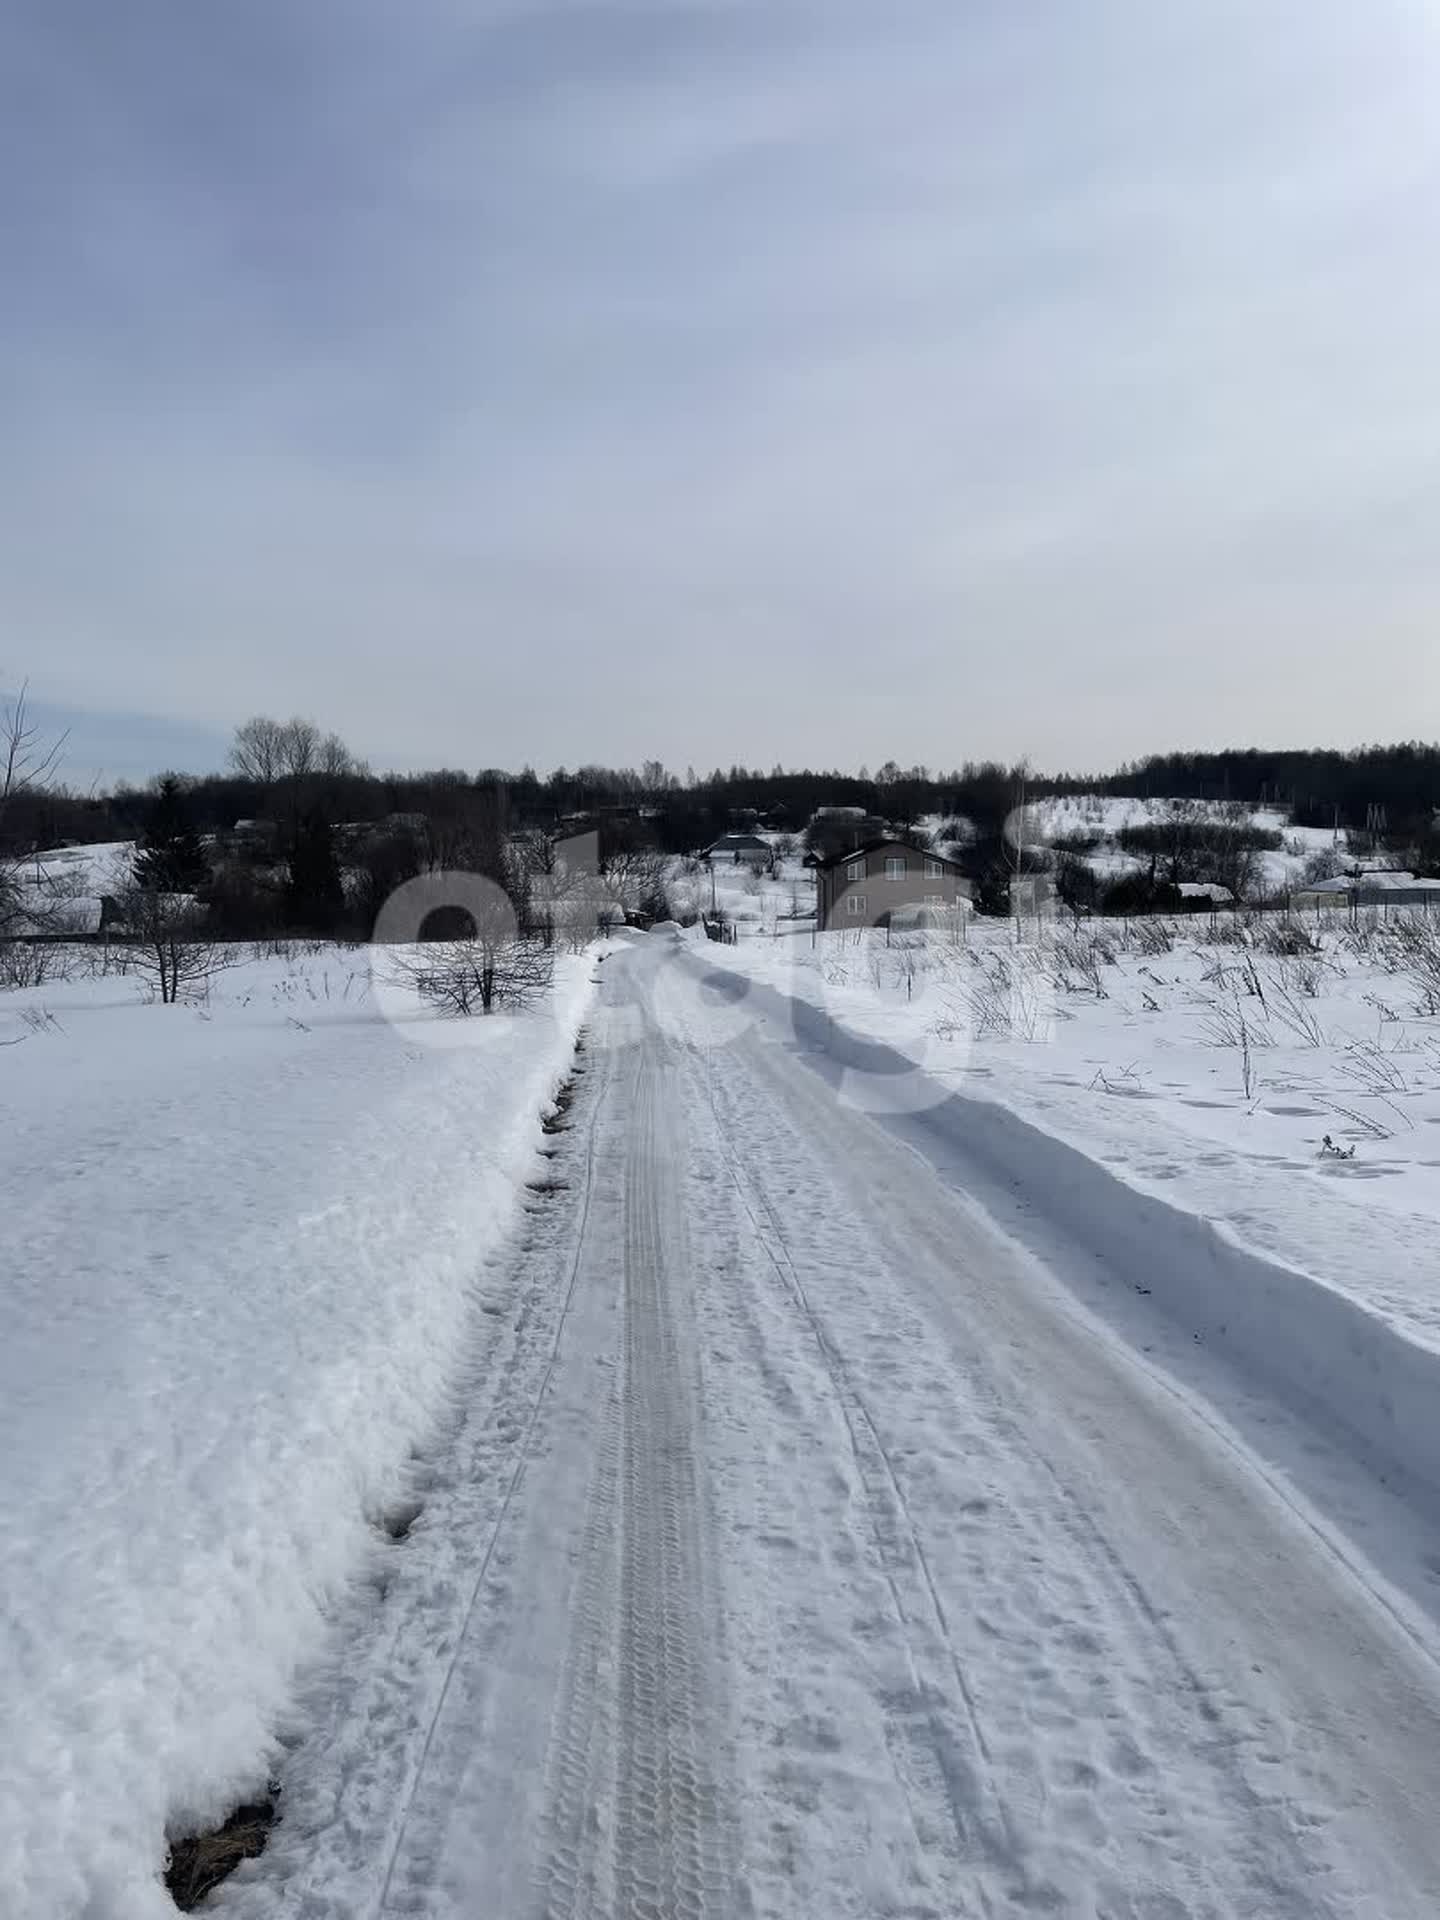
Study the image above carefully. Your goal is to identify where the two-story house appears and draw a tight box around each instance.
[811,839,969,931]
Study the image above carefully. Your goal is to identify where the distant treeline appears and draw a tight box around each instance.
[1092,744,1440,829]
[12,739,1438,858]
[5,711,1439,940]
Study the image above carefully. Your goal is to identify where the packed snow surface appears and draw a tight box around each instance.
[219,936,1440,1918]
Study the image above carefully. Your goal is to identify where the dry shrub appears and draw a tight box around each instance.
[396,936,554,1015]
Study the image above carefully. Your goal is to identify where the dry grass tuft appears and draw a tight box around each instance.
[166,1790,277,1910]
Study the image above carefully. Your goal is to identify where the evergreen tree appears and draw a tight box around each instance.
[284,813,346,932]
[132,776,210,893]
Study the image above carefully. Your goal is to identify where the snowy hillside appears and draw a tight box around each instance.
[1031,793,1347,896]
[5,841,136,937]
[23,839,136,891]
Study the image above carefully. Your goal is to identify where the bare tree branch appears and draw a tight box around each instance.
[0,681,72,945]
[0,682,67,839]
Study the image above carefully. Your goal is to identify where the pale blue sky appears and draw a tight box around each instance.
[3,0,1439,785]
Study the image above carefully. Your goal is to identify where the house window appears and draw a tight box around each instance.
[924,858,943,878]
[847,894,867,915]
[846,859,864,881]
[885,856,907,879]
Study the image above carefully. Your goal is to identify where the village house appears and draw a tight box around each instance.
[811,838,969,931]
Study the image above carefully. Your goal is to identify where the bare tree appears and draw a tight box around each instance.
[1207,823,1262,905]
[110,886,234,1005]
[600,845,669,922]
[318,730,358,777]
[277,718,321,782]
[422,777,508,876]
[513,830,604,949]
[1155,798,1205,891]
[0,683,65,835]
[229,716,355,787]
[228,716,288,787]
[391,881,554,1015]
[0,683,75,943]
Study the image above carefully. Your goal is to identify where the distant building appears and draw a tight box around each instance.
[1292,871,1440,912]
[226,818,278,856]
[1178,882,1234,907]
[813,839,969,931]
[703,833,772,866]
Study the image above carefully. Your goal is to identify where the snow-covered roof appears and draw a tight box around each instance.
[812,838,965,873]
[7,893,106,938]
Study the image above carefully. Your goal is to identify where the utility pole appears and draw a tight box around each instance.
[1011,770,1027,946]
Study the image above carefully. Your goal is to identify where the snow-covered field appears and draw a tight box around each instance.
[673,850,814,933]
[705,909,1440,1486]
[0,941,599,1918]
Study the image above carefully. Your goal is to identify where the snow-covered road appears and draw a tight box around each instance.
[234,938,1440,1919]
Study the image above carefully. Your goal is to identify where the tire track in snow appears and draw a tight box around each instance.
[371,1037,607,1920]
[535,1377,622,1920]
[535,1023,736,1920]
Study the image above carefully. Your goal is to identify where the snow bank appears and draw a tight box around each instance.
[910,1078,1440,1501]
[680,935,1440,1508]
[0,945,597,1919]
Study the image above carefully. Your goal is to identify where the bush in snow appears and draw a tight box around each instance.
[396,935,555,1016]
[1302,846,1349,885]
[0,938,81,990]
